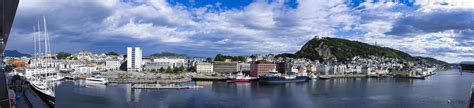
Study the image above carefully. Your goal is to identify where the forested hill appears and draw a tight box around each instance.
[294,37,414,61]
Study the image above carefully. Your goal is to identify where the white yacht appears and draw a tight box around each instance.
[86,76,108,85]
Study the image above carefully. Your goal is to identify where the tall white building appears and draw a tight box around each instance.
[127,47,142,72]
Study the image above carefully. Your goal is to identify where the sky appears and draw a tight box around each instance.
[6,0,474,63]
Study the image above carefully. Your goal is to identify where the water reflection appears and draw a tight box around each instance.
[56,69,473,108]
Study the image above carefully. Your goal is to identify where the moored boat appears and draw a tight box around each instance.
[228,72,252,83]
[29,80,55,107]
[318,75,331,80]
[259,72,309,83]
[85,76,108,85]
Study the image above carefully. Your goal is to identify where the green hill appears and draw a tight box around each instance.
[414,56,450,68]
[294,37,415,61]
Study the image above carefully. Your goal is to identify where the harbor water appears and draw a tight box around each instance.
[56,69,474,108]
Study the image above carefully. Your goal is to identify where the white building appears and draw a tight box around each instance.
[196,63,213,73]
[317,65,331,75]
[127,47,142,72]
[153,58,186,68]
[362,67,374,75]
[73,66,97,74]
[238,63,251,72]
[106,60,121,71]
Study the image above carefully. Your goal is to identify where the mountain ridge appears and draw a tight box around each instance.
[5,50,31,57]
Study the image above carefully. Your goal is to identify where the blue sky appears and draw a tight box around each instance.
[7,0,474,63]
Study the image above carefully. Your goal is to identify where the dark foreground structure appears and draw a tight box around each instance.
[461,62,474,72]
[0,0,20,108]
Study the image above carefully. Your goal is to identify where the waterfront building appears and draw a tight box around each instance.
[250,62,277,77]
[317,65,331,75]
[238,63,251,72]
[142,57,152,66]
[196,63,214,73]
[96,62,106,71]
[277,62,291,74]
[345,65,362,74]
[188,57,206,70]
[105,60,121,71]
[362,67,374,75]
[372,68,388,75]
[127,47,142,72]
[331,65,346,75]
[291,65,298,73]
[213,61,239,73]
[73,66,97,74]
[153,57,187,68]
[294,64,307,73]
[306,64,317,72]
[144,62,171,70]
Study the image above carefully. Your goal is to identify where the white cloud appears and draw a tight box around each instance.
[7,0,473,63]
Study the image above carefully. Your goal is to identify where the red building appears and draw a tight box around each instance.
[250,63,276,77]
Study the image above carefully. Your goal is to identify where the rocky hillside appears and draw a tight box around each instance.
[295,37,414,61]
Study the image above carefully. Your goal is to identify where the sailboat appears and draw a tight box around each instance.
[25,16,57,107]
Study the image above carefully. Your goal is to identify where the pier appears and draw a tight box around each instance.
[131,84,203,89]
[318,74,367,79]
[191,76,228,81]
[108,78,192,84]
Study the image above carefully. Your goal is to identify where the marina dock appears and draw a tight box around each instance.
[191,76,228,81]
[131,84,203,89]
[108,78,192,84]
[318,74,367,79]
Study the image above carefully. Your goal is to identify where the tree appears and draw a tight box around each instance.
[159,67,165,73]
[166,66,172,73]
[178,65,185,72]
[105,51,119,56]
[56,52,72,59]
[232,56,246,62]
[173,67,179,73]
[214,54,225,61]
[206,57,213,62]
[275,53,295,58]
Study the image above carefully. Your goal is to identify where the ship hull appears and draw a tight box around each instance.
[259,76,309,83]
[85,80,108,85]
[229,79,252,82]
[28,81,55,107]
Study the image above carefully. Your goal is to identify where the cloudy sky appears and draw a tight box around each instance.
[7,0,473,63]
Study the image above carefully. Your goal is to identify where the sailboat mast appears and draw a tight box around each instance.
[43,16,48,65]
[37,20,41,64]
[43,16,50,80]
[33,24,36,68]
